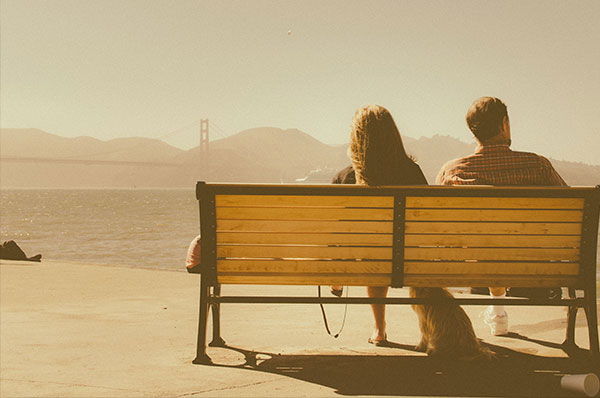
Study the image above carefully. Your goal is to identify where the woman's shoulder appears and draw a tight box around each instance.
[402,159,428,185]
[332,166,355,184]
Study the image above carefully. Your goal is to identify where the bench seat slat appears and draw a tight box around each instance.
[218,233,579,247]
[404,275,579,287]
[216,274,391,286]
[405,222,581,235]
[216,273,578,287]
[404,247,579,261]
[217,220,393,233]
[406,209,582,222]
[405,234,580,248]
[404,261,579,275]
[217,207,393,221]
[216,195,393,208]
[217,260,391,273]
[216,260,578,275]
[217,245,392,260]
[406,197,584,209]
[217,232,393,246]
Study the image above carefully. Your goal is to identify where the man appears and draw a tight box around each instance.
[436,97,566,335]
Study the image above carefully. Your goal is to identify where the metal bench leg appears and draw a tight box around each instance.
[584,287,599,359]
[209,284,226,347]
[192,277,212,364]
[563,288,579,348]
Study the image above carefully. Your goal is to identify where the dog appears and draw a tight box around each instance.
[409,287,494,360]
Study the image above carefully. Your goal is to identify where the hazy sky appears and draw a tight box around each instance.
[1,0,599,164]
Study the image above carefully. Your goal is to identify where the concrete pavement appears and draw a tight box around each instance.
[1,260,598,397]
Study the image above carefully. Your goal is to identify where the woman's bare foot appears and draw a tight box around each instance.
[370,326,387,343]
[368,328,388,346]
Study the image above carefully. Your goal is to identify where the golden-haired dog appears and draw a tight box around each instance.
[410,287,494,360]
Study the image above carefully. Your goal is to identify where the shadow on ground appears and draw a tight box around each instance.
[200,338,599,397]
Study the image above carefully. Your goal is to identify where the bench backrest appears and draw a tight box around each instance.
[195,183,599,289]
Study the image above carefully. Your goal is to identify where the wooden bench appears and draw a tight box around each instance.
[188,182,600,365]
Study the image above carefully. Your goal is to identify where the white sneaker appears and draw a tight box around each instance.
[482,307,509,336]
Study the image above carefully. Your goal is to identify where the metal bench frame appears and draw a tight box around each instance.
[188,182,600,365]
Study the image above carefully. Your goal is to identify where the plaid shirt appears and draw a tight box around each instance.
[436,145,566,186]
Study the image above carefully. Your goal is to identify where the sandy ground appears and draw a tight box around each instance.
[1,259,598,397]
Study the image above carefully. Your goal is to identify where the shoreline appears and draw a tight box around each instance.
[3,258,190,273]
[0,258,182,271]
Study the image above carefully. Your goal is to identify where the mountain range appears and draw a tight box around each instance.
[1,128,598,188]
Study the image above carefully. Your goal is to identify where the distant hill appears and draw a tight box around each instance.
[552,160,600,187]
[0,128,187,188]
[402,134,476,183]
[177,127,349,182]
[1,128,598,187]
[0,128,183,162]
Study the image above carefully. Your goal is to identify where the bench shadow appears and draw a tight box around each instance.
[203,339,599,397]
[500,331,593,358]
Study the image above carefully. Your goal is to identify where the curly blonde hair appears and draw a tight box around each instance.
[349,105,411,186]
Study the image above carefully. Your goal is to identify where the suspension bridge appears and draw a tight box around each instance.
[0,119,229,167]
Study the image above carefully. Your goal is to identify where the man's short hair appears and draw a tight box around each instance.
[465,97,508,142]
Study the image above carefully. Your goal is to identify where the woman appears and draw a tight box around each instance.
[186,235,202,271]
[331,105,428,346]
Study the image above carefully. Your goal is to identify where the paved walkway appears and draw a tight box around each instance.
[0,260,597,397]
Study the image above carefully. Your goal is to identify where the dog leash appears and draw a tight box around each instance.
[317,286,348,338]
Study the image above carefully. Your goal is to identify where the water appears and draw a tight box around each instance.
[1,189,199,271]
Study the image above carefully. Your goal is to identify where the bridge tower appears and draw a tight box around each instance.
[200,119,209,176]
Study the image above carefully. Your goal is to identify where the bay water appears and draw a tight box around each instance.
[1,189,198,271]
